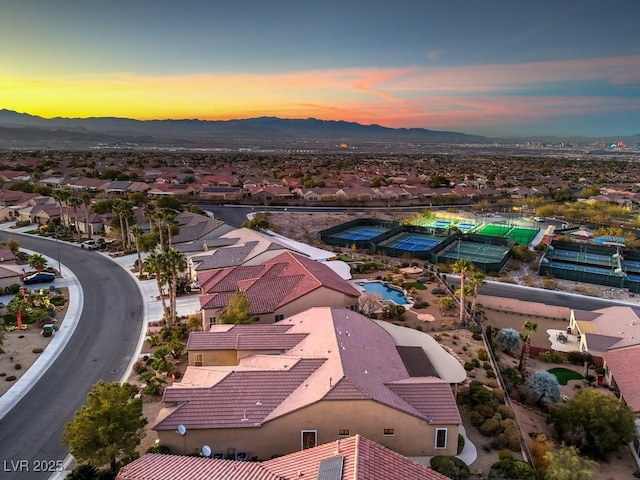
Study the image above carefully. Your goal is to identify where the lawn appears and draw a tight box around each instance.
[547,367,583,385]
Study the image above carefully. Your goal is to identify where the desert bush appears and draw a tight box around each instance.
[430,456,470,479]
[14,363,22,370]
[464,361,476,371]
[538,350,565,363]
[567,350,593,366]
[431,287,447,295]
[489,458,537,479]
[49,294,66,306]
[492,388,506,403]
[5,375,16,381]
[496,404,514,419]
[457,434,465,455]
[479,417,501,436]
[477,348,489,361]
[483,361,492,371]
[472,332,482,340]
[474,404,495,418]
[470,410,485,427]
[32,348,43,354]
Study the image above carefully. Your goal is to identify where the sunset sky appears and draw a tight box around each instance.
[2,0,639,137]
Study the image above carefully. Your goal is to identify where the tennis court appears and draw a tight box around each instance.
[625,260,640,270]
[477,224,538,245]
[477,224,511,236]
[382,233,441,252]
[457,222,477,233]
[440,240,510,263]
[550,249,614,267]
[334,225,390,241]
[549,261,613,276]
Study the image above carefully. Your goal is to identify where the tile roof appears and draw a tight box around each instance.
[117,435,449,480]
[155,357,326,430]
[603,346,640,413]
[163,308,461,431]
[188,324,294,350]
[116,454,281,480]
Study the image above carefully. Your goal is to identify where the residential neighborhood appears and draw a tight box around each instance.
[1,148,640,479]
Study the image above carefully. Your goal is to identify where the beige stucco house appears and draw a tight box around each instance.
[153,307,463,461]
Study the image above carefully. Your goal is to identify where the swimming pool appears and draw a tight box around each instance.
[360,281,408,305]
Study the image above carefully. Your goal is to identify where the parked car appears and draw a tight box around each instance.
[22,271,56,285]
[533,215,545,222]
[80,240,99,250]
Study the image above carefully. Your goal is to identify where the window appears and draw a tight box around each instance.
[208,316,217,325]
[275,314,284,322]
[435,428,447,449]
[301,430,317,450]
[383,428,395,436]
[194,353,203,367]
[338,429,350,436]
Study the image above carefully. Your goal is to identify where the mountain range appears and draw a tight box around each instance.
[0,109,637,151]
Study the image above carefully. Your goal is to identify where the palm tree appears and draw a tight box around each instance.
[28,253,48,273]
[51,189,70,230]
[468,269,487,320]
[518,319,538,373]
[67,195,83,239]
[130,225,145,275]
[81,191,92,240]
[112,199,133,250]
[162,248,187,325]
[451,258,475,326]
[142,251,170,324]
[143,203,156,232]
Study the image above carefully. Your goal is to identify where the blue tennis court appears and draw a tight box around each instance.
[335,226,389,241]
[549,262,577,270]
[584,266,613,275]
[625,260,640,270]
[383,234,440,251]
[553,250,579,260]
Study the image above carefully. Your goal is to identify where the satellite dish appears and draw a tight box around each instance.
[202,445,212,457]
[177,424,187,436]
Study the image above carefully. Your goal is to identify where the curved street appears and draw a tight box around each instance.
[0,232,144,480]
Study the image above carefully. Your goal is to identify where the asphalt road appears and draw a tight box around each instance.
[0,233,144,480]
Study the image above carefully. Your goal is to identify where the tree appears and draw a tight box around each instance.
[518,319,538,372]
[80,190,92,240]
[162,248,187,325]
[142,251,170,323]
[6,238,20,255]
[62,381,147,474]
[544,445,597,480]
[28,252,48,272]
[357,292,383,316]
[468,269,486,318]
[67,195,83,238]
[525,370,561,405]
[130,225,145,274]
[451,258,475,325]
[548,388,637,460]
[496,327,522,353]
[218,291,254,324]
[242,214,270,232]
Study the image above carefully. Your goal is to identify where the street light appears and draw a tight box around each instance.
[54,226,61,275]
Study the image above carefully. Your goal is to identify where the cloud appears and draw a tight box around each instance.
[2,54,639,133]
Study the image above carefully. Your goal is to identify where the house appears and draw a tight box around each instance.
[153,307,463,460]
[116,435,450,480]
[197,251,360,327]
[0,265,23,290]
[569,306,640,362]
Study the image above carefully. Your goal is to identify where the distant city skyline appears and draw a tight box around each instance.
[2,0,639,137]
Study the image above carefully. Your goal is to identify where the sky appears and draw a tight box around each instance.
[1,0,639,137]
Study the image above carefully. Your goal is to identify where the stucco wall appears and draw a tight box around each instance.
[157,399,458,459]
[478,294,570,319]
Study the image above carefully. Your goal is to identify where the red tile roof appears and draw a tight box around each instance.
[187,324,294,350]
[603,346,640,413]
[162,308,461,432]
[117,435,450,480]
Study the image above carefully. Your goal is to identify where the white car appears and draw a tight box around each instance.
[533,216,545,222]
[80,240,99,250]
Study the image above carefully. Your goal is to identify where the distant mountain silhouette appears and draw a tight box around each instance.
[0,109,487,149]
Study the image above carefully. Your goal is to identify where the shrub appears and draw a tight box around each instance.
[464,361,476,371]
[492,389,506,403]
[477,348,489,361]
[470,410,485,427]
[14,364,22,370]
[567,350,593,366]
[474,404,495,418]
[538,351,565,364]
[32,348,43,354]
[146,444,172,454]
[49,294,66,306]
[483,361,492,371]
[457,434,465,455]
[499,450,514,461]
[5,375,16,381]
[430,456,470,479]
[472,332,482,340]
[489,459,537,479]
[496,404,514,419]
[479,417,501,436]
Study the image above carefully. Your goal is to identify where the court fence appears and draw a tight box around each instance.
[539,240,630,290]
[317,218,399,250]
